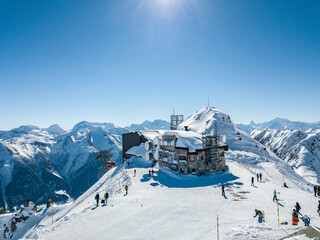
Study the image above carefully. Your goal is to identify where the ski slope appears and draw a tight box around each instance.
[15,156,320,240]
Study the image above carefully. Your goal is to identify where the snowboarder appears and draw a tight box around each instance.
[295,202,301,214]
[314,185,318,197]
[251,177,254,186]
[221,185,225,197]
[259,173,262,182]
[46,197,52,208]
[317,200,320,216]
[273,190,278,202]
[104,191,109,205]
[125,185,128,195]
[134,169,136,177]
[254,209,264,223]
[292,209,299,225]
[284,182,288,188]
[300,215,310,226]
[95,193,100,207]
[256,173,259,182]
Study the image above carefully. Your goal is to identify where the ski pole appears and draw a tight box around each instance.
[51,204,53,224]
[277,201,280,228]
[217,214,219,240]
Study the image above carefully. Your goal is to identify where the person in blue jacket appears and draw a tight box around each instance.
[300,215,310,226]
[254,209,264,223]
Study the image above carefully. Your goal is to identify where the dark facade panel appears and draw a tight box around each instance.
[122,132,147,159]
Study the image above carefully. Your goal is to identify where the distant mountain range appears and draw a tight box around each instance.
[1,114,320,210]
[0,120,170,209]
[238,118,320,134]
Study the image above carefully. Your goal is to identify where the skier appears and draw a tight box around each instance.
[259,173,262,182]
[151,169,154,176]
[134,169,136,177]
[251,177,254,186]
[125,185,128,195]
[46,197,52,208]
[314,185,318,197]
[300,215,310,226]
[104,191,109,205]
[254,209,264,223]
[149,169,152,177]
[295,202,301,214]
[318,185,320,197]
[95,193,100,207]
[284,182,288,188]
[317,200,320,216]
[221,185,225,197]
[273,190,278,202]
[256,173,259,182]
[292,209,299,225]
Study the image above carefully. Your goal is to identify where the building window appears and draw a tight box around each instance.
[189,156,195,162]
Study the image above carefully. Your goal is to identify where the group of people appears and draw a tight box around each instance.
[148,169,155,177]
[256,173,263,182]
[94,191,110,207]
[251,173,263,186]
[314,185,320,197]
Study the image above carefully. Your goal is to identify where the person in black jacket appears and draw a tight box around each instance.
[317,200,320,216]
[295,202,301,214]
[104,191,109,205]
[314,185,318,197]
[95,193,100,207]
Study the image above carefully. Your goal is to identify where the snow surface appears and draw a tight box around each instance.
[252,128,320,184]
[10,156,320,240]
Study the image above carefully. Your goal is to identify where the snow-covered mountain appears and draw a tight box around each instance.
[3,107,319,239]
[238,118,320,134]
[0,120,170,210]
[252,129,320,184]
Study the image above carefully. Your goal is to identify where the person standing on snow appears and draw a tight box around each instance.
[104,191,109,205]
[273,190,278,202]
[254,209,264,223]
[95,193,100,207]
[125,185,128,195]
[47,197,52,208]
[318,185,320,197]
[314,185,318,197]
[295,202,301,214]
[221,185,225,197]
[259,173,262,182]
[251,177,254,186]
[149,169,152,177]
[134,169,136,177]
[256,173,259,182]
[292,209,299,225]
[317,200,320,216]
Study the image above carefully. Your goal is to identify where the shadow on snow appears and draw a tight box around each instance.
[149,167,242,188]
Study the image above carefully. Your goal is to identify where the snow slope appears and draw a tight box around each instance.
[14,157,320,240]
[0,119,170,209]
[3,106,317,240]
[252,129,320,184]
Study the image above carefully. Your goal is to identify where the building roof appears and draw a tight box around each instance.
[280,226,320,239]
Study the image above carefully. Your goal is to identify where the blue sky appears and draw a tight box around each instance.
[1,0,319,130]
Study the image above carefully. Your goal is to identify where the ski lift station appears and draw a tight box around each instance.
[122,114,229,175]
